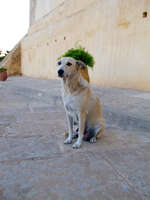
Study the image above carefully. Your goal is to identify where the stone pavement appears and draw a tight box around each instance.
[0,76,150,200]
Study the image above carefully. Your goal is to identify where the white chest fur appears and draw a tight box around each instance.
[61,77,90,118]
[63,94,79,112]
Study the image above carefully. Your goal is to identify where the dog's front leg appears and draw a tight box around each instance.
[73,112,86,148]
[64,114,73,144]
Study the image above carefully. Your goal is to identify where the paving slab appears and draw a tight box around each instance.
[0,76,150,200]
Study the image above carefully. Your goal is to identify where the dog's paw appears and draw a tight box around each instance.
[89,137,97,143]
[64,137,72,144]
[72,141,82,149]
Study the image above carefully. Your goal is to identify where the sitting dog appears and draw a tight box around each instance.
[57,57,104,148]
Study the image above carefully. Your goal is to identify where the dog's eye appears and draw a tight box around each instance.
[66,62,72,66]
[58,61,61,65]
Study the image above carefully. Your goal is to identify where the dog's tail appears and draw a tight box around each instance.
[96,116,105,139]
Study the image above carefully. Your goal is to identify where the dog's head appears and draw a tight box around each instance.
[57,57,86,79]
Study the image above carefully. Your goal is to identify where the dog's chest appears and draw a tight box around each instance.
[63,94,81,118]
[64,95,78,110]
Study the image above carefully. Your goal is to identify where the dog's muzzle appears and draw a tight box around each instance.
[58,69,64,78]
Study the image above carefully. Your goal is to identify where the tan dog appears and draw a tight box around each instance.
[57,57,104,148]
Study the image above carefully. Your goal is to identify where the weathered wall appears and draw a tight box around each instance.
[22,0,150,91]
[30,0,64,25]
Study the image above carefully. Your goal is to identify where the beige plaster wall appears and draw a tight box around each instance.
[22,0,150,91]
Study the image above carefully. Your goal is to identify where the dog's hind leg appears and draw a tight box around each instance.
[89,126,101,143]
[91,116,105,142]
[83,123,104,143]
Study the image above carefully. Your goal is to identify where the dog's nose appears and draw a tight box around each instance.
[58,69,64,77]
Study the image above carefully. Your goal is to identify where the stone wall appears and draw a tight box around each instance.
[22,0,150,91]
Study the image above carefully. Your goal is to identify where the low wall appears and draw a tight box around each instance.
[1,42,22,76]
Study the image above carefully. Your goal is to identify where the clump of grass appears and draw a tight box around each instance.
[0,50,10,62]
[59,46,95,68]
[0,67,7,72]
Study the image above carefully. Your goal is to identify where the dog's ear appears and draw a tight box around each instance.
[76,60,86,69]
